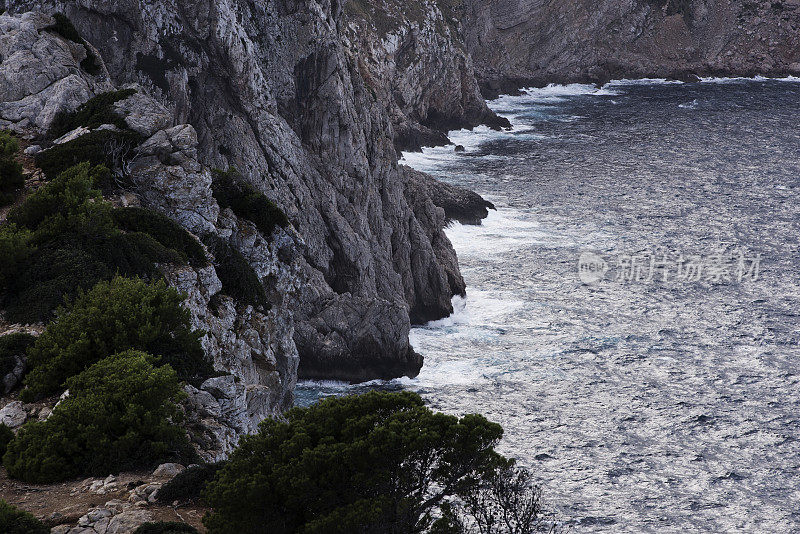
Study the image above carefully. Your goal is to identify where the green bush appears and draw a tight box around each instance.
[48,89,136,140]
[0,224,33,289]
[201,234,267,309]
[4,350,195,483]
[211,168,289,237]
[2,233,177,325]
[0,500,48,534]
[35,129,142,179]
[156,462,224,504]
[1,163,199,323]
[202,391,505,534]
[7,162,111,235]
[134,522,200,534]
[0,424,13,458]
[0,131,24,206]
[21,276,210,401]
[0,333,35,387]
[113,207,208,267]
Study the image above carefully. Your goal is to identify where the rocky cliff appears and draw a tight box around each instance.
[343,0,509,151]
[460,0,800,96]
[0,10,304,459]
[4,0,478,388]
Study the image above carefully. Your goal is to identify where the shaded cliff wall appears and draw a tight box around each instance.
[343,0,509,151]
[5,0,470,382]
[460,0,800,96]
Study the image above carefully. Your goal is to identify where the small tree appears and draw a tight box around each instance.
[4,350,194,483]
[437,463,561,534]
[203,391,505,534]
[21,276,209,401]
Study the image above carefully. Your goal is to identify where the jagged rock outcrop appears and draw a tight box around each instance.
[5,0,476,383]
[0,12,113,131]
[404,165,495,225]
[460,0,800,97]
[343,0,510,151]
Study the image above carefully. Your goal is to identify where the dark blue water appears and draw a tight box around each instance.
[298,78,800,533]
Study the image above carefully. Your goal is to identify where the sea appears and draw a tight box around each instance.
[297,77,800,533]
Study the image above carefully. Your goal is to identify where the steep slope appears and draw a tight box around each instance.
[460,0,800,96]
[5,0,473,382]
[343,0,509,151]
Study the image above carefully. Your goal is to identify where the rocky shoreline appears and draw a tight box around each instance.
[1,1,798,531]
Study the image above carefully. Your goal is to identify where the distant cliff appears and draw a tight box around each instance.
[459,0,800,97]
[343,0,509,151]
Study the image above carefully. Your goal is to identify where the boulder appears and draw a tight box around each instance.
[0,400,27,428]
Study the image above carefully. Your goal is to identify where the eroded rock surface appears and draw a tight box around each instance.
[343,0,510,151]
[460,0,800,96]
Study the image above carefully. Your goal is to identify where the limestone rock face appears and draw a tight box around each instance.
[4,0,472,381]
[342,0,510,151]
[0,12,112,133]
[460,0,800,96]
[0,400,27,428]
[404,165,496,226]
[0,14,305,457]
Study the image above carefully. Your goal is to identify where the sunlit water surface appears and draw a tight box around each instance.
[296,78,800,533]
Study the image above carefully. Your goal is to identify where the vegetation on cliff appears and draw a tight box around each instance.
[4,350,195,483]
[211,168,289,237]
[48,89,137,140]
[202,391,558,534]
[202,234,268,310]
[20,276,209,401]
[0,132,24,206]
[0,162,206,323]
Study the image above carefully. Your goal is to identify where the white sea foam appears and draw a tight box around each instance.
[605,78,684,87]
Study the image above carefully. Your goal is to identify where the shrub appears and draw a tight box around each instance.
[202,391,505,534]
[48,89,137,140]
[201,234,267,309]
[134,522,199,534]
[0,224,33,289]
[0,333,35,385]
[211,168,289,237]
[35,129,142,179]
[7,162,111,235]
[0,500,48,534]
[0,131,24,206]
[21,276,210,401]
[1,234,174,325]
[1,164,198,323]
[113,207,208,267]
[156,462,224,504]
[4,350,195,483]
[0,424,13,458]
